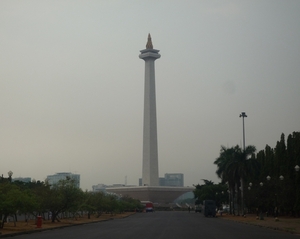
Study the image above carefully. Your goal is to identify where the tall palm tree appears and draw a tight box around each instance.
[214,145,258,215]
[214,146,238,214]
[228,145,257,215]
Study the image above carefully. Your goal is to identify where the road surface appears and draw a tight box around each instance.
[13,211,298,239]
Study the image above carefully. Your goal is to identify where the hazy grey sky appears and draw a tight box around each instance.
[1,1,299,190]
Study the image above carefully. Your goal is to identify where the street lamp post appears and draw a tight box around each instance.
[265,175,284,217]
[239,112,247,151]
[239,112,247,216]
[248,182,264,217]
[295,165,300,214]
[276,175,284,217]
[8,170,13,182]
[258,182,264,220]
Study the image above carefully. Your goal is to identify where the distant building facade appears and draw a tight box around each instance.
[12,177,31,183]
[46,172,80,188]
[92,184,121,193]
[92,183,137,192]
[159,177,165,186]
[139,173,184,187]
[164,173,184,187]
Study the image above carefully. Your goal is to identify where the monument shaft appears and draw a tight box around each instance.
[139,34,160,186]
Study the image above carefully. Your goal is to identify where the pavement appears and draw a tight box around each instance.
[1,212,299,237]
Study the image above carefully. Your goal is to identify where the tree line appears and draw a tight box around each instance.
[194,131,300,217]
[0,177,143,229]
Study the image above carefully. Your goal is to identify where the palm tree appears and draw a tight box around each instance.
[214,146,238,214]
[214,145,258,215]
[228,145,257,215]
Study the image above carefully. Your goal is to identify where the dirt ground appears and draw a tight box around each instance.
[220,213,300,235]
[0,212,135,237]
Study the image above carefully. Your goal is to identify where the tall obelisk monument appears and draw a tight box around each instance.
[139,34,160,186]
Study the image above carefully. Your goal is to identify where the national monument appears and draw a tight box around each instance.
[106,35,191,203]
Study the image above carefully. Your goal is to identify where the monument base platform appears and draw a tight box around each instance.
[106,186,193,204]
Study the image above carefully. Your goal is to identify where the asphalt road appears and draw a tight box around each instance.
[13,211,299,239]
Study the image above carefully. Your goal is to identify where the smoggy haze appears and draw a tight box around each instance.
[1,1,299,190]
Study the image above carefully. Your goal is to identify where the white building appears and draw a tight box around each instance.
[92,184,107,192]
[164,173,184,187]
[12,177,31,183]
[139,173,184,187]
[46,172,80,188]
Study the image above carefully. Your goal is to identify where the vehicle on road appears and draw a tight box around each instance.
[141,201,154,212]
[203,200,216,217]
[145,202,154,212]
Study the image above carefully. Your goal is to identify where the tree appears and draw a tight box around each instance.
[80,191,97,219]
[0,182,37,228]
[118,196,142,212]
[92,192,108,217]
[45,177,83,223]
[287,132,300,213]
[214,145,258,215]
[193,180,228,209]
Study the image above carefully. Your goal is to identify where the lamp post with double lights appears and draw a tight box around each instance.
[248,182,264,217]
[265,175,284,217]
[248,176,284,219]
